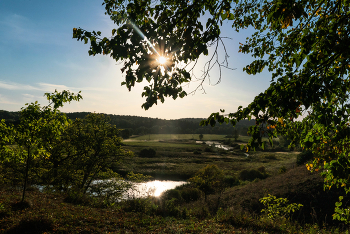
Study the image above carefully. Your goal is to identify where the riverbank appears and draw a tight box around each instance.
[1,166,349,233]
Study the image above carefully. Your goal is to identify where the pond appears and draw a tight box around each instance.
[34,180,187,200]
[124,180,187,199]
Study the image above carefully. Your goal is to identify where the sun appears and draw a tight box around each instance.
[158,56,167,65]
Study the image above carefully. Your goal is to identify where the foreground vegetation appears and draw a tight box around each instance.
[1,165,349,233]
[1,132,349,233]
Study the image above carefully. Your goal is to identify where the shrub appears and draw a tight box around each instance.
[204,147,212,152]
[188,165,225,200]
[278,166,287,174]
[180,187,202,202]
[272,139,280,148]
[296,150,314,165]
[162,189,182,202]
[122,198,158,214]
[239,169,267,181]
[193,149,201,155]
[139,148,156,157]
[223,175,239,187]
[260,194,303,220]
[230,143,240,149]
[164,198,181,217]
[64,191,93,205]
[257,166,266,174]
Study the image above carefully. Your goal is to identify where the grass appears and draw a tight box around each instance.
[1,134,349,233]
[1,169,349,233]
[119,135,298,180]
[130,134,233,141]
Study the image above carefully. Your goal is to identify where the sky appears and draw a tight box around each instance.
[0,0,273,120]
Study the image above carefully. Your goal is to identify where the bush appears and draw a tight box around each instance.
[193,149,202,155]
[296,150,314,165]
[188,165,225,200]
[278,166,287,174]
[139,148,156,157]
[223,175,239,187]
[230,143,240,149]
[122,198,158,214]
[180,187,202,202]
[162,189,182,202]
[257,166,267,174]
[204,147,212,152]
[64,191,93,205]
[260,194,303,220]
[239,169,267,181]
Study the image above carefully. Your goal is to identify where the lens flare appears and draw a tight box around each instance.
[158,56,167,65]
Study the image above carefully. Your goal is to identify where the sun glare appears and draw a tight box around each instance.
[158,56,167,65]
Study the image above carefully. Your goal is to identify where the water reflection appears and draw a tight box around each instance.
[34,180,187,200]
[125,180,187,199]
[196,140,233,150]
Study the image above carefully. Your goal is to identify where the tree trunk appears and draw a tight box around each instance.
[21,147,30,203]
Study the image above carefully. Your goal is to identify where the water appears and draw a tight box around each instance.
[125,180,187,199]
[34,180,187,200]
[196,140,234,150]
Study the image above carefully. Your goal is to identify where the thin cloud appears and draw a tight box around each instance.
[0,81,40,91]
[0,94,20,105]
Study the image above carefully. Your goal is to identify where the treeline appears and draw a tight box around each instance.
[0,110,255,136]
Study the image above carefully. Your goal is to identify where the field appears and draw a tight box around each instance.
[1,134,349,233]
[119,134,295,180]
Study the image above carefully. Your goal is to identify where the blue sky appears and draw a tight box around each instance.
[0,0,273,120]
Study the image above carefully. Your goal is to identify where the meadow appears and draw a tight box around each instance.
[1,134,349,233]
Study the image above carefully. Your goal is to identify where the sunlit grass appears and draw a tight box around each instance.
[130,134,235,141]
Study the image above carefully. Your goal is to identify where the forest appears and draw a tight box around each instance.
[0,109,254,136]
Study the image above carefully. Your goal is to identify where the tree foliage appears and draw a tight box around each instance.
[74,0,350,222]
[64,113,132,194]
[0,91,135,203]
[188,164,224,200]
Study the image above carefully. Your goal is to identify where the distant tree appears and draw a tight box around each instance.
[120,129,130,139]
[233,129,239,141]
[139,148,156,158]
[199,134,203,141]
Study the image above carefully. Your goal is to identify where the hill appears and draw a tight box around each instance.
[0,110,255,136]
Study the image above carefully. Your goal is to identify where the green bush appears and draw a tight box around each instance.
[239,169,267,181]
[223,175,239,187]
[193,149,202,155]
[296,150,314,165]
[188,165,225,200]
[139,148,156,158]
[162,189,182,202]
[180,187,201,202]
[278,166,287,174]
[260,194,303,220]
[164,198,181,217]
